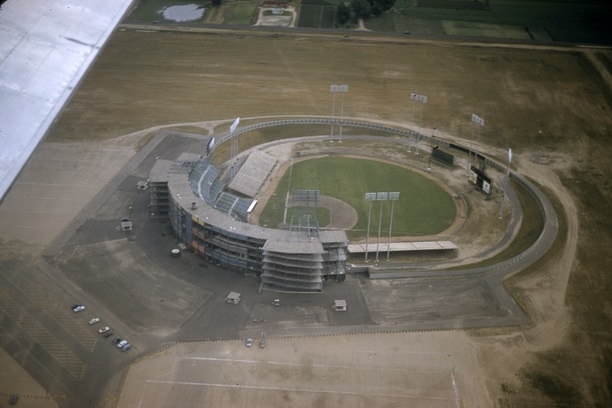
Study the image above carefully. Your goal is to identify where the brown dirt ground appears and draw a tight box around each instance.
[4,26,612,407]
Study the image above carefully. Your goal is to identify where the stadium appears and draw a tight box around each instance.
[148,116,557,293]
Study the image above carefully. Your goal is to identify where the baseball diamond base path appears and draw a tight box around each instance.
[290,195,358,229]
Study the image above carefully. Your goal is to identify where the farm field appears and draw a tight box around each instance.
[126,0,612,44]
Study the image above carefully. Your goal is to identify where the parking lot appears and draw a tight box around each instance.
[116,331,488,407]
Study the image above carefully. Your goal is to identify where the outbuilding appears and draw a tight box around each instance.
[226,292,241,304]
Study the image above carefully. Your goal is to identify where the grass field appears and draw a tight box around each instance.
[373,0,612,43]
[258,157,456,236]
[297,1,337,28]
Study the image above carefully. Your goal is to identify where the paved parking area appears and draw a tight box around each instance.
[117,331,488,407]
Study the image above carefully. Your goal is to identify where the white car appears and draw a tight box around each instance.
[88,317,100,325]
[72,305,85,312]
[117,340,128,348]
[246,338,253,348]
[98,326,110,334]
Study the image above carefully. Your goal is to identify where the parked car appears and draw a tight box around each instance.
[259,338,266,349]
[103,331,114,338]
[121,343,131,352]
[72,305,85,312]
[88,317,100,325]
[98,326,110,334]
[246,338,253,348]
[117,340,128,348]
[113,337,122,344]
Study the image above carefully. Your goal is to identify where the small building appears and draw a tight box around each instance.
[120,218,133,231]
[227,292,241,304]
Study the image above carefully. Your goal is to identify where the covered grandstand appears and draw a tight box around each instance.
[150,149,348,292]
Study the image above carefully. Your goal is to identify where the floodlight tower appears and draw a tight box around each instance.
[375,192,388,262]
[364,192,377,262]
[386,192,400,261]
[330,84,348,142]
[466,113,485,177]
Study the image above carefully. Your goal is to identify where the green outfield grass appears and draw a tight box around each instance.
[258,157,456,238]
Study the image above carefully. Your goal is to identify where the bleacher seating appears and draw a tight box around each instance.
[228,150,277,198]
[189,159,254,220]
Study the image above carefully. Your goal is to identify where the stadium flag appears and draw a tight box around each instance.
[230,117,240,133]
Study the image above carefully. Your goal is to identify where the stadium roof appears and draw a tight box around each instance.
[346,241,457,253]
[0,0,134,202]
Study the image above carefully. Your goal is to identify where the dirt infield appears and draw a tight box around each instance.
[312,195,358,229]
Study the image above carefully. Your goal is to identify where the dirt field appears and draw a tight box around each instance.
[2,25,612,407]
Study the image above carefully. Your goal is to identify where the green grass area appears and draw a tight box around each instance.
[298,5,337,28]
[376,0,611,43]
[223,2,257,24]
[258,157,456,238]
[126,0,612,43]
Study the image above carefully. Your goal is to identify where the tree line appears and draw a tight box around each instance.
[337,0,395,25]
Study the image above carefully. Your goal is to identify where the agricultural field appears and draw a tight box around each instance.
[126,0,612,44]
[297,0,338,28]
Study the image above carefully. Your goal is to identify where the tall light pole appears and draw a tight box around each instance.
[386,192,400,261]
[364,192,377,262]
[410,92,427,155]
[330,84,348,142]
[467,113,485,177]
[229,117,240,179]
[375,192,388,262]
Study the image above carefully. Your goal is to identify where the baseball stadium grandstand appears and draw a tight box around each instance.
[149,149,348,293]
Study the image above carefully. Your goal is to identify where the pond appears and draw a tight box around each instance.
[161,4,205,22]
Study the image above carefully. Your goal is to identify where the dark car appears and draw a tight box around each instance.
[113,337,122,344]
[103,331,114,338]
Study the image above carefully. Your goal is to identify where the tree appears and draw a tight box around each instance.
[352,0,371,19]
[337,3,352,25]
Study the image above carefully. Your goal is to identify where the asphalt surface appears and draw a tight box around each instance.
[0,124,557,407]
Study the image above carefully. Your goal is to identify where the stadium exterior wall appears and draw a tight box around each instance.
[149,154,349,292]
